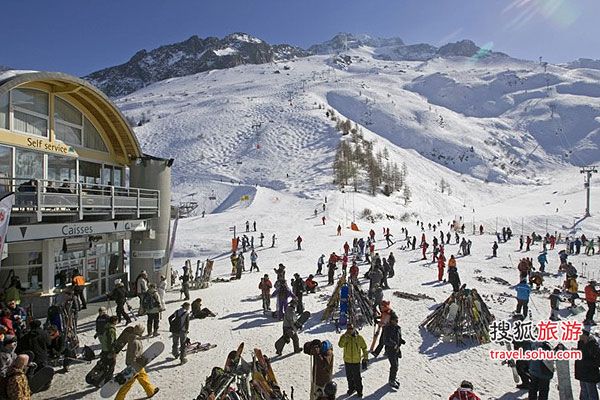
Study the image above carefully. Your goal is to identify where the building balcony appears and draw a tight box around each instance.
[6,178,159,223]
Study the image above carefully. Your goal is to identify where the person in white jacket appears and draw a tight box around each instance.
[157,275,167,311]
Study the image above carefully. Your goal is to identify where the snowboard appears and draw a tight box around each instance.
[339,284,349,330]
[112,326,135,353]
[100,341,165,398]
[225,342,244,372]
[196,367,236,400]
[504,342,519,384]
[28,366,55,393]
[555,343,574,400]
[252,348,283,399]
[295,310,311,330]
[200,260,214,289]
[185,341,217,355]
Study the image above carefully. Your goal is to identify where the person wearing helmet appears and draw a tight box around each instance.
[305,339,334,400]
[320,381,337,400]
[449,380,481,400]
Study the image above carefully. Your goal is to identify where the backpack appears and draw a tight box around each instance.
[95,314,110,336]
[169,310,184,333]
[141,292,159,311]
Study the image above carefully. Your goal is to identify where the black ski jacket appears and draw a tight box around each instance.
[575,337,600,383]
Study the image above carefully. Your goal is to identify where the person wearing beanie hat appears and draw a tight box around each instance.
[17,320,47,371]
[275,297,301,355]
[259,274,273,313]
[168,302,190,364]
[116,325,159,400]
[6,354,30,400]
[108,280,131,325]
[383,311,405,389]
[449,380,481,400]
[143,284,162,337]
[95,307,110,342]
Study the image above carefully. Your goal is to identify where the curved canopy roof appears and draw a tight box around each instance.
[0,71,142,163]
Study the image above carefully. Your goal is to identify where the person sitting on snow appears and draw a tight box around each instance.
[305,275,318,293]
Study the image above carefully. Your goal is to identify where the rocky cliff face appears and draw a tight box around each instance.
[84,33,309,97]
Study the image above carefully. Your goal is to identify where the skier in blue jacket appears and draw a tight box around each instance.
[537,252,548,273]
[515,280,532,318]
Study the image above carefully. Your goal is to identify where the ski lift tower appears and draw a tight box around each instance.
[580,166,598,217]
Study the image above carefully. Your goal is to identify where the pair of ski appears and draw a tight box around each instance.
[251,348,288,399]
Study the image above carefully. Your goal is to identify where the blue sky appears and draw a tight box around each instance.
[3,0,600,76]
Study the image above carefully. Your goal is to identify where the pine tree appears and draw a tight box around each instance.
[403,185,411,205]
[392,162,403,191]
[383,148,390,160]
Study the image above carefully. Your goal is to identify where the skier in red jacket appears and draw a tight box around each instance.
[449,381,481,400]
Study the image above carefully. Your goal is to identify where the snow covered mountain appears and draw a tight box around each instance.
[307,33,406,54]
[565,58,600,70]
[84,33,309,97]
[113,45,600,209]
[311,34,509,62]
[84,33,513,97]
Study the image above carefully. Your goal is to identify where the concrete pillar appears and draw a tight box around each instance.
[129,156,172,285]
[42,239,54,293]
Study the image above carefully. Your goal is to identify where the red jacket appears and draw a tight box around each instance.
[350,265,359,278]
[0,315,15,335]
[329,254,341,264]
[449,389,481,400]
[258,279,272,296]
[585,285,599,303]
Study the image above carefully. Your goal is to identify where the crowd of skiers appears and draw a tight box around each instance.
[501,229,600,400]
[0,271,93,400]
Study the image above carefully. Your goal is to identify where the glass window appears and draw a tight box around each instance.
[15,148,43,179]
[2,241,43,292]
[79,160,101,185]
[47,155,76,183]
[55,97,81,125]
[11,89,48,137]
[0,145,12,194]
[55,97,82,145]
[83,117,108,152]
[113,167,123,187]
[12,89,48,115]
[0,93,8,129]
[102,166,112,185]
[55,122,81,145]
[13,110,48,137]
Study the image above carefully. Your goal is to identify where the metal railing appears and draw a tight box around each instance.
[4,178,160,222]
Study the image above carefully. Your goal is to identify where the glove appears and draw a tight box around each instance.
[361,359,368,370]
